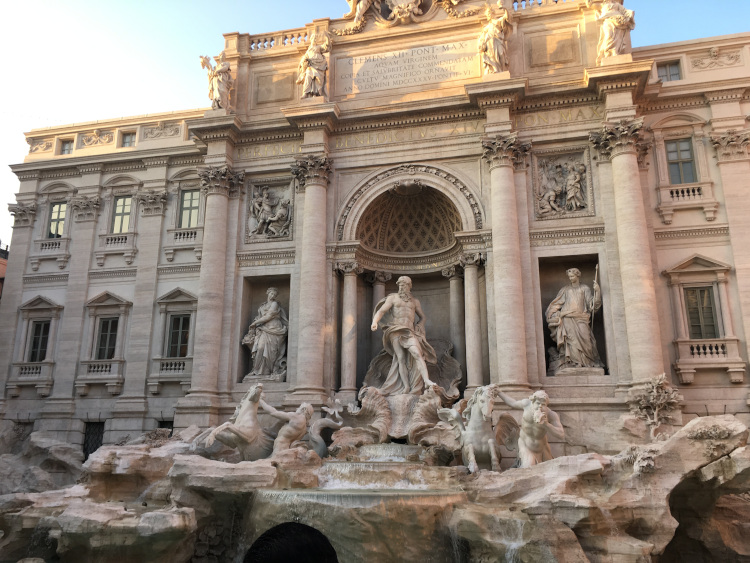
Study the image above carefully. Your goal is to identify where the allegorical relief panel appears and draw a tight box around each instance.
[245,179,294,244]
[531,147,595,221]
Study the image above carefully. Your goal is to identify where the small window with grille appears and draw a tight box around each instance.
[83,422,105,460]
[121,132,136,147]
[60,140,73,155]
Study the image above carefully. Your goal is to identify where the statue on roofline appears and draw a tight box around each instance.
[199,52,233,110]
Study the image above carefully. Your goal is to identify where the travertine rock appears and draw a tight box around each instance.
[168,454,278,493]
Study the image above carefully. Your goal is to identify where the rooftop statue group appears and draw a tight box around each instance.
[196,273,596,473]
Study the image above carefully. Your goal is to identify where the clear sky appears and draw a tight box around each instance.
[1,0,748,248]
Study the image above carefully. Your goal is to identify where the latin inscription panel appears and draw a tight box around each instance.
[335,41,478,96]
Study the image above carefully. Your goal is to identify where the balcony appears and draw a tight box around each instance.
[75,359,125,395]
[148,357,192,394]
[673,337,746,384]
[656,182,719,225]
[94,232,137,266]
[29,237,70,270]
[164,227,203,262]
[7,362,54,397]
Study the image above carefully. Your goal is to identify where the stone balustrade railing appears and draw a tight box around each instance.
[508,0,580,12]
[8,362,54,397]
[248,28,310,52]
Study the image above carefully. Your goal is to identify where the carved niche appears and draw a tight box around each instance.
[531,147,595,221]
[245,179,294,243]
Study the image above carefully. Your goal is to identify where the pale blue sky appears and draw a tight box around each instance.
[1,0,748,247]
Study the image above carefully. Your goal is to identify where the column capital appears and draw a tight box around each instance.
[198,165,245,198]
[9,202,37,228]
[136,189,168,217]
[482,135,531,170]
[589,118,643,159]
[69,195,101,222]
[366,271,392,285]
[459,252,485,268]
[442,265,463,280]
[335,261,364,276]
[710,129,750,163]
[292,154,332,191]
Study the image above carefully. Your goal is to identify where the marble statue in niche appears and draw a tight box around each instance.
[596,0,635,64]
[200,52,233,110]
[248,186,292,240]
[478,4,512,75]
[369,276,438,395]
[535,156,589,218]
[297,32,331,99]
[494,390,565,467]
[242,287,289,382]
[545,267,604,375]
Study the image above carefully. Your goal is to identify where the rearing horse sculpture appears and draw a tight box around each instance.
[438,384,518,473]
[203,383,275,461]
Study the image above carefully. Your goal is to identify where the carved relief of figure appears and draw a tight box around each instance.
[545,268,603,373]
[596,0,635,64]
[248,187,292,239]
[565,163,586,211]
[267,199,292,237]
[370,276,438,395]
[494,390,565,468]
[297,32,331,99]
[242,287,289,381]
[478,5,512,75]
[200,52,233,110]
[537,160,563,215]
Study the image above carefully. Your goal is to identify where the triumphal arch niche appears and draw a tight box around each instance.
[333,163,488,396]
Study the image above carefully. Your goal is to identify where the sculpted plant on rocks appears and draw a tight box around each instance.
[628,373,681,441]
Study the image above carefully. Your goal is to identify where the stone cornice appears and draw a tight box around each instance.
[653,226,729,241]
[282,102,340,132]
[187,115,243,145]
[143,156,171,168]
[482,135,532,169]
[703,88,748,105]
[236,249,295,268]
[589,118,644,159]
[464,78,528,108]
[291,155,332,190]
[584,60,653,99]
[529,226,605,247]
[637,96,707,114]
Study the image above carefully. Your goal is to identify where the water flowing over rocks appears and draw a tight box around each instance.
[0,415,748,562]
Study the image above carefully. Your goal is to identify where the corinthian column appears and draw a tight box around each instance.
[441,265,466,379]
[290,155,332,403]
[179,166,244,422]
[367,271,391,356]
[482,135,531,390]
[336,261,363,401]
[590,119,664,382]
[459,253,485,394]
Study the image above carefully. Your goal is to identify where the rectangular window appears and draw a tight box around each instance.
[167,314,191,358]
[28,320,51,362]
[657,62,681,82]
[83,422,105,461]
[96,317,119,360]
[666,139,697,185]
[121,132,136,147]
[685,287,718,340]
[60,140,73,155]
[111,196,132,234]
[179,190,200,229]
[48,202,66,238]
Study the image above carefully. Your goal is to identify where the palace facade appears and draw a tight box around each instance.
[2,0,749,454]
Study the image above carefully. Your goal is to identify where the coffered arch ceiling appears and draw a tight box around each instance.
[356,184,462,254]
